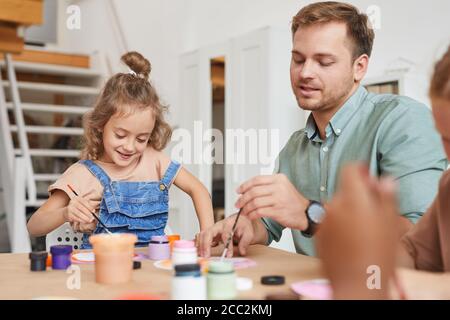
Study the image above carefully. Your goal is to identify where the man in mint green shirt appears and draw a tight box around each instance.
[197,2,447,258]
[261,85,446,256]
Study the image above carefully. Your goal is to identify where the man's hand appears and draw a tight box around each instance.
[196,214,255,258]
[316,163,400,299]
[235,174,310,231]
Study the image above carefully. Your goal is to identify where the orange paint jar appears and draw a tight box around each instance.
[89,233,137,284]
[167,234,181,251]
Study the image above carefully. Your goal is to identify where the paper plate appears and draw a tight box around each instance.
[290,279,333,300]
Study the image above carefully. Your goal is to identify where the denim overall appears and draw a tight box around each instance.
[79,159,181,249]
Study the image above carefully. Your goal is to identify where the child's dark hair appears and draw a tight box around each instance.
[81,51,172,160]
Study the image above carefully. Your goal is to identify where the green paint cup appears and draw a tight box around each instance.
[207,261,236,300]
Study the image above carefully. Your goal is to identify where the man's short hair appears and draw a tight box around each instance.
[291,1,375,60]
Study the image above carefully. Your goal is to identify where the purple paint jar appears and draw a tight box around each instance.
[148,235,170,260]
[50,245,72,270]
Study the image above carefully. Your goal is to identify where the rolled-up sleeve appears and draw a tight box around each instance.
[378,101,448,223]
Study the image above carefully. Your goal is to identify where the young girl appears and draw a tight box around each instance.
[27,51,215,249]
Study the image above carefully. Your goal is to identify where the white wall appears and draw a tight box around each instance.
[59,0,450,123]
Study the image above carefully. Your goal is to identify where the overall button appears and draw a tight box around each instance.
[159,184,166,191]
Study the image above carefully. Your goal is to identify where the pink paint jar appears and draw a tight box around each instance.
[172,240,198,266]
[148,235,171,260]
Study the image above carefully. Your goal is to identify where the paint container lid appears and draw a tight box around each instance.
[133,261,142,270]
[50,245,73,255]
[173,240,195,249]
[174,263,201,277]
[174,263,201,273]
[261,275,285,285]
[167,234,181,242]
[29,251,48,260]
[208,261,234,274]
[150,235,169,244]
[236,277,253,291]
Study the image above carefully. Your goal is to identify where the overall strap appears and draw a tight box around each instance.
[160,160,181,188]
[79,160,120,212]
[79,160,111,188]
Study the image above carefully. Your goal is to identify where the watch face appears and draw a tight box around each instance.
[308,202,326,224]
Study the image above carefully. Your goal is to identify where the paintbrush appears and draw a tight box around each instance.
[67,184,113,235]
[220,208,242,261]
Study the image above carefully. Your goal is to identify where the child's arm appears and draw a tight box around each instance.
[173,167,215,230]
[27,190,97,237]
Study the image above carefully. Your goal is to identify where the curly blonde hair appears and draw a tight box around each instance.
[81,51,172,160]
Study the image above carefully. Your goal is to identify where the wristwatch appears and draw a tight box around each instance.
[301,200,326,238]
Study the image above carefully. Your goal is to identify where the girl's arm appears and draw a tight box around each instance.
[173,167,215,230]
[27,190,96,237]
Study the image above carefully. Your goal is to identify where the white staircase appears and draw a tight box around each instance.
[0,51,106,252]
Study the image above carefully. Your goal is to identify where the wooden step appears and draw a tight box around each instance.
[0,0,43,25]
[15,148,80,157]
[10,125,84,135]
[2,80,100,95]
[34,173,60,182]
[0,60,102,78]
[11,49,90,68]
[6,102,91,114]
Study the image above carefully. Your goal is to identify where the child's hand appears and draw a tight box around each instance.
[71,221,97,234]
[316,163,399,299]
[64,196,99,224]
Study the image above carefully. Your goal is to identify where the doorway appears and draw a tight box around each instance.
[210,56,225,222]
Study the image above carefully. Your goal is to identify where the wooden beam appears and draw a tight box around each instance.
[11,49,90,68]
[0,23,24,54]
[0,0,43,26]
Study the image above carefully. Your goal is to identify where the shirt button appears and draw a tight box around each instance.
[336,129,341,134]
[323,147,329,152]
[159,184,166,191]
[320,186,326,192]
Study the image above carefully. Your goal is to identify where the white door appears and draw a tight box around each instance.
[171,50,203,239]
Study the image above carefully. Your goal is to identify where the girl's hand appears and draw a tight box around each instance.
[71,221,97,234]
[64,196,99,224]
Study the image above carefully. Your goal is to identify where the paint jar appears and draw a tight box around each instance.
[148,235,170,260]
[171,263,206,300]
[171,240,198,266]
[207,261,236,300]
[167,234,181,251]
[50,245,72,270]
[89,233,137,284]
[29,251,48,271]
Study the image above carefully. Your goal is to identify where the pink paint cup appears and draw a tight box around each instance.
[148,235,171,260]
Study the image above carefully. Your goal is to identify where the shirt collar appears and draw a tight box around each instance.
[329,85,368,136]
[305,114,319,140]
[304,85,368,140]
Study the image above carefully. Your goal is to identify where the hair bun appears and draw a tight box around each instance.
[121,51,151,79]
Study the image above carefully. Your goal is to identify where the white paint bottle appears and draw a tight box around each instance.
[171,263,206,300]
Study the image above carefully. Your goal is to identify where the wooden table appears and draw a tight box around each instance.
[0,245,324,300]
